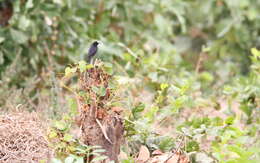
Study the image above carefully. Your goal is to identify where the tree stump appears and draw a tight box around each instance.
[77,65,124,163]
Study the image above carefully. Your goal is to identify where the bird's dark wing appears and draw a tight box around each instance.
[88,46,98,57]
[86,42,99,63]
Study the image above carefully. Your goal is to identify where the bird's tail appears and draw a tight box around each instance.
[87,55,92,64]
[84,53,91,64]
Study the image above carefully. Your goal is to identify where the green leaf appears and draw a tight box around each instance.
[39,160,47,163]
[121,159,135,163]
[63,133,73,142]
[92,86,99,94]
[86,64,94,70]
[247,8,258,20]
[25,0,34,9]
[65,67,77,76]
[51,158,62,163]
[18,16,31,31]
[53,0,64,6]
[0,37,5,43]
[99,86,106,97]
[75,157,84,163]
[225,116,235,125]
[92,148,106,154]
[68,98,78,116]
[195,153,214,163]
[158,136,175,151]
[91,86,106,96]
[251,48,260,58]
[155,14,169,34]
[91,156,108,162]
[10,29,28,44]
[227,145,253,158]
[0,50,4,65]
[65,67,72,76]
[240,103,253,117]
[64,155,84,163]
[145,106,159,122]
[217,19,233,38]
[104,62,113,75]
[186,140,200,152]
[181,127,192,137]
[132,103,145,118]
[64,156,75,163]
[160,83,169,90]
[48,130,57,139]
[199,72,214,82]
[71,67,77,73]
[78,60,87,72]
[54,120,67,131]
[171,96,187,110]
[148,72,158,82]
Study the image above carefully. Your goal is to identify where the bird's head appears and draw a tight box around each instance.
[92,41,100,47]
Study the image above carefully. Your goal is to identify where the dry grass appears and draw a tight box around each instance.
[0,112,52,162]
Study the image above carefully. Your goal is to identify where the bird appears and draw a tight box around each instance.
[0,0,13,27]
[85,41,100,64]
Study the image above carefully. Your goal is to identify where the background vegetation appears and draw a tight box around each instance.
[0,0,260,162]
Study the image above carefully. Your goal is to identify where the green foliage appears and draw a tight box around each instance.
[1,0,259,85]
[177,115,260,162]
[186,140,200,153]
[48,103,108,163]
[223,48,260,122]
[64,61,93,77]
[1,0,260,162]
[132,103,145,119]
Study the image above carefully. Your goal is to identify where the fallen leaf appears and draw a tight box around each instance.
[166,154,179,163]
[137,145,150,163]
[179,155,190,163]
[149,153,170,162]
[152,149,163,156]
[119,151,128,160]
